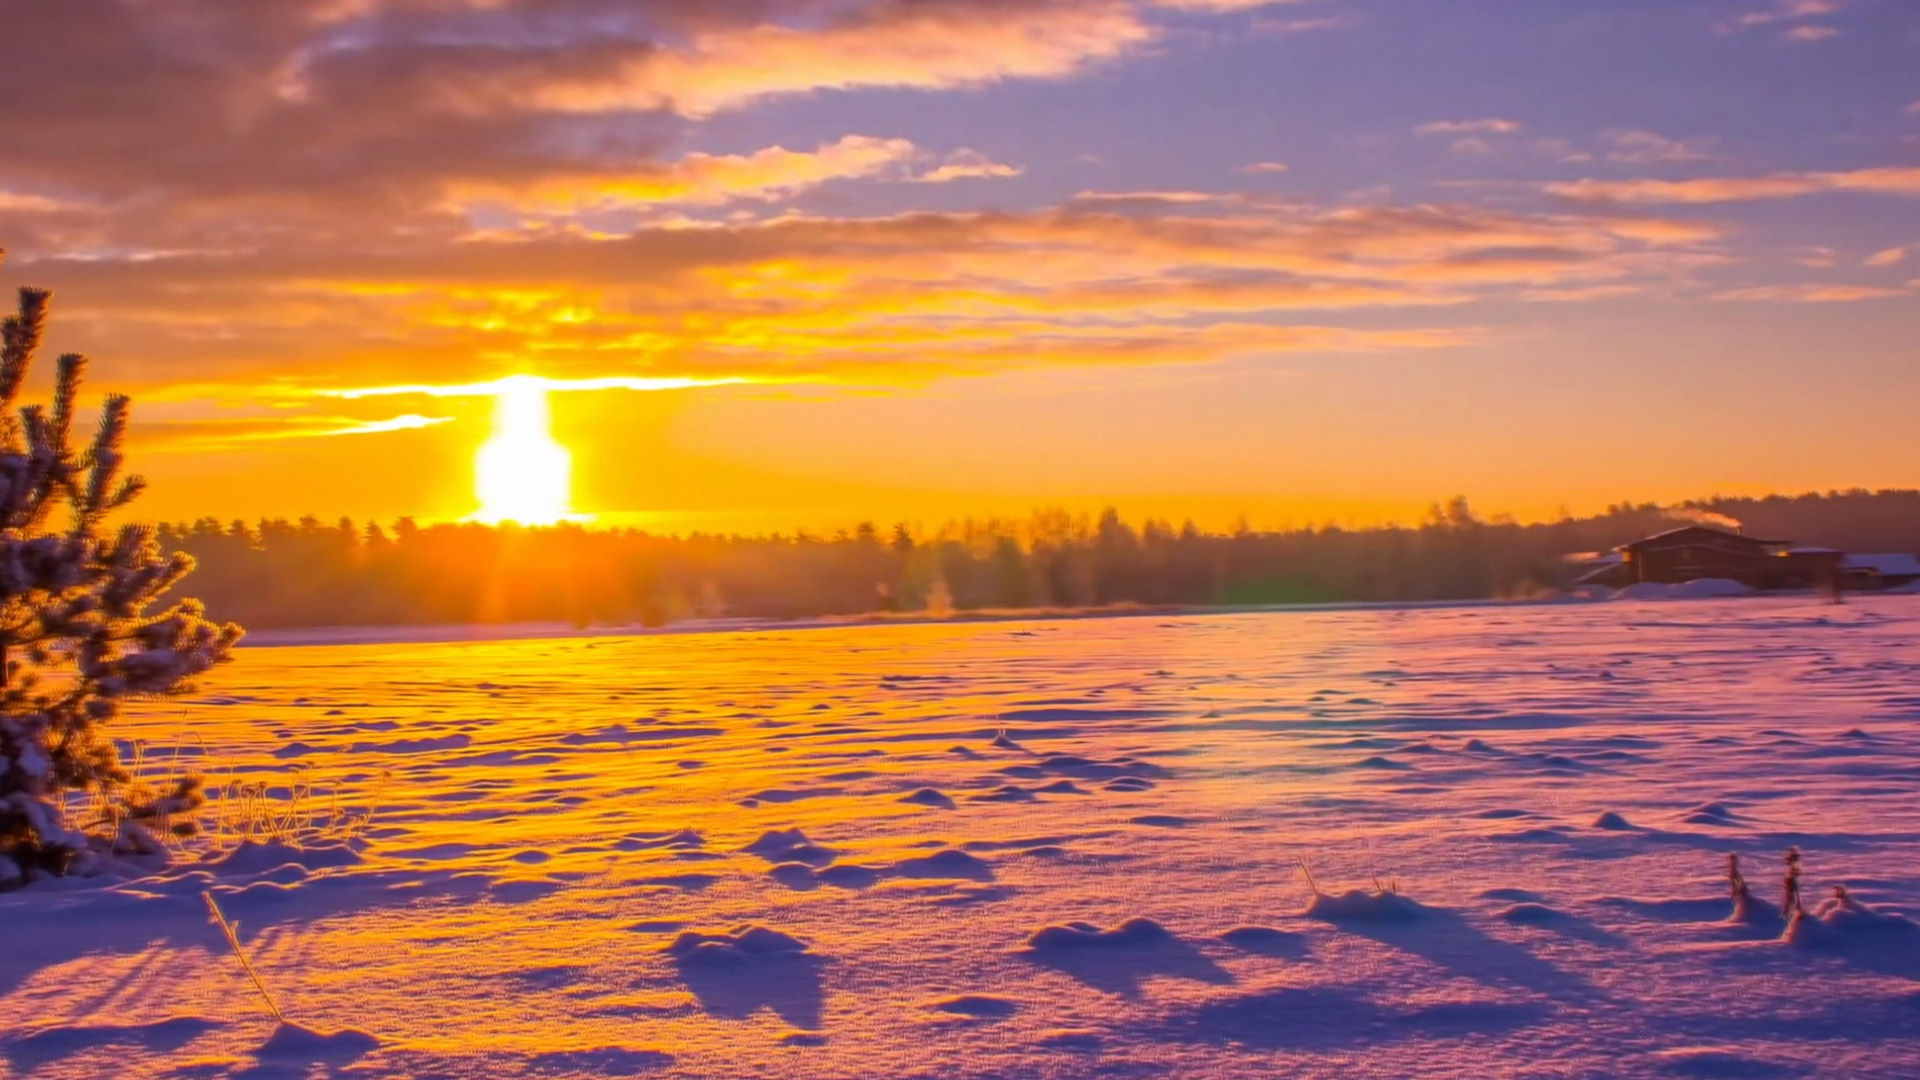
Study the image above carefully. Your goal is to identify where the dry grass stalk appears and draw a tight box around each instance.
[202,890,286,1023]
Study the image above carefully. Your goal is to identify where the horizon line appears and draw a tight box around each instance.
[136,485,1920,540]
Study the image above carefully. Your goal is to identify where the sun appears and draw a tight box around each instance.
[475,375,571,525]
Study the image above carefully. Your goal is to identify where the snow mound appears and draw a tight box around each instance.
[1025,917,1172,950]
[741,829,834,865]
[1651,1045,1801,1078]
[1784,890,1920,948]
[1033,752,1169,781]
[768,862,819,889]
[208,839,364,876]
[1305,888,1426,923]
[1614,579,1753,601]
[616,828,705,852]
[972,784,1037,803]
[1497,902,1565,925]
[815,863,883,889]
[1684,802,1740,826]
[1725,895,1784,932]
[780,1032,828,1046]
[1218,925,1304,955]
[898,787,956,809]
[1036,1028,1103,1051]
[527,1047,676,1072]
[925,994,1019,1018]
[741,827,809,854]
[256,1021,380,1060]
[1671,578,1753,599]
[665,925,812,965]
[891,849,993,880]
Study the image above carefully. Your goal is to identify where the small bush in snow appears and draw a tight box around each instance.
[1781,846,1805,919]
[1725,852,1781,926]
[0,251,242,886]
[1297,859,1424,922]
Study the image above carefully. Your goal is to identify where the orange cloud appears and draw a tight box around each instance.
[1713,283,1910,303]
[138,413,456,452]
[1416,119,1522,136]
[1784,24,1840,41]
[915,150,1025,183]
[1718,0,1841,33]
[324,375,752,399]
[11,190,1727,413]
[533,2,1156,118]
[1151,0,1324,9]
[1546,167,1920,204]
[445,136,921,211]
[0,191,71,213]
[1522,284,1647,302]
[1601,130,1716,164]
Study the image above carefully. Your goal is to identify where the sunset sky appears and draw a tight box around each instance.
[3,0,1917,531]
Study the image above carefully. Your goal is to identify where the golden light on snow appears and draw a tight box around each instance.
[475,375,571,526]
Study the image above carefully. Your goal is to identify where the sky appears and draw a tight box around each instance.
[1,0,1917,532]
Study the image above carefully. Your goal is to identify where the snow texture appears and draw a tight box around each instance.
[2,596,1920,1078]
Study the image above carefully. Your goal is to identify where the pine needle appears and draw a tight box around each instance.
[203,891,286,1022]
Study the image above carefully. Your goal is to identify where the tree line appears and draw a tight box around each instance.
[151,489,1920,629]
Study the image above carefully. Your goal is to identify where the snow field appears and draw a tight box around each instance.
[5,597,1920,1078]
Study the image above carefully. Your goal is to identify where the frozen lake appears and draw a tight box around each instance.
[7,596,1920,1078]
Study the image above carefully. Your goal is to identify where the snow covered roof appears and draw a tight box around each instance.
[1617,525,1790,552]
[1843,553,1920,577]
[1626,525,1734,545]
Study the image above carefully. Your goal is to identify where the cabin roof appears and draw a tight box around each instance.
[1619,525,1790,552]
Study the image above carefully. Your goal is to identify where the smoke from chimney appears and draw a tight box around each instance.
[1665,506,1743,533]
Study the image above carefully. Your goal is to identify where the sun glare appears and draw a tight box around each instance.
[475,375,571,525]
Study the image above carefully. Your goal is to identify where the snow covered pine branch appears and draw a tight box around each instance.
[0,248,243,888]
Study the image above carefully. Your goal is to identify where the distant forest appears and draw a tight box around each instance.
[154,490,1920,629]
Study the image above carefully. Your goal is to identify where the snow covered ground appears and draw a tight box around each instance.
[7,595,1920,1079]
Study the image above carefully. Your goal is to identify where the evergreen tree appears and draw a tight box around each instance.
[0,252,243,887]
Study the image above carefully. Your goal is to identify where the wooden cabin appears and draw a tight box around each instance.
[1575,525,1843,590]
